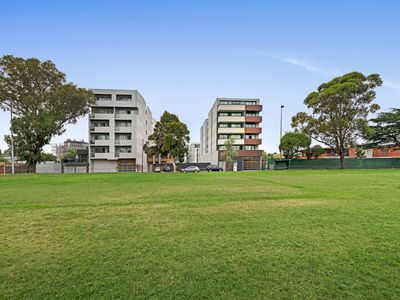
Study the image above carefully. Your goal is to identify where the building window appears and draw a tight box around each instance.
[245,112,257,116]
[245,123,257,128]
[381,148,388,156]
[95,94,112,101]
[219,112,229,116]
[244,145,257,150]
[230,123,242,128]
[219,134,228,139]
[219,124,229,128]
[116,94,132,101]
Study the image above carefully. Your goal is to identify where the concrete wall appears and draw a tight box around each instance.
[36,162,62,174]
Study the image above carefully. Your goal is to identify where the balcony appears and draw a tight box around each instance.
[115,114,133,119]
[245,105,262,112]
[89,113,113,119]
[244,138,262,145]
[218,116,245,123]
[90,139,111,146]
[245,116,262,123]
[217,127,245,134]
[217,139,244,145]
[237,150,263,157]
[218,104,246,111]
[115,139,132,145]
[115,126,132,132]
[244,127,262,134]
[90,126,110,132]
[115,152,134,159]
[90,152,111,159]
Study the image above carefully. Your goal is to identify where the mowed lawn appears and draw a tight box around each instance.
[1,170,399,299]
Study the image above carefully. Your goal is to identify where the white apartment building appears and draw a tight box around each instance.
[199,98,263,170]
[187,143,200,163]
[89,89,153,172]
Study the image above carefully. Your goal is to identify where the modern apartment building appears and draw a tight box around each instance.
[52,139,89,161]
[199,98,263,170]
[187,143,200,163]
[89,89,153,172]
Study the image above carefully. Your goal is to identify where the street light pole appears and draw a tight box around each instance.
[10,106,15,174]
[280,105,285,159]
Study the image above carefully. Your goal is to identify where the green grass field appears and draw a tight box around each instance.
[1,170,399,299]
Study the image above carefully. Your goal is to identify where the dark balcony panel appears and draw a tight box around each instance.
[245,127,262,134]
[245,116,262,123]
[237,150,263,157]
[244,138,262,145]
[245,105,262,112]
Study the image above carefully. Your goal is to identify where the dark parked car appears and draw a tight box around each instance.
[206,164,223,172]
[181,166,200,173]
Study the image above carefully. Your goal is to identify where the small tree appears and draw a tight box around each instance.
[311,145,324,159]
[63,148,77,162]
[40,153,57,162]
[292,72,381,169]
[220,137,238,171]
[355,148,366,159]
[144,111,190,166]
[279,132,311,159]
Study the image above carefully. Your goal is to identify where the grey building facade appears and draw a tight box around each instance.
[89,89,153,172]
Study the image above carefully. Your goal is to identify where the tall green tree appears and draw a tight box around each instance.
[367,108,400,147]
[292,72,382,169]
[279,132,311,159]
[220,137,238,171]
[144,111,190,164]
[0,55,95,171]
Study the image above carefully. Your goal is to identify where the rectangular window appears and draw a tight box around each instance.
[219,124,229,128]
[245,123,257,128]
[116,94,132,101]
[244,145,257,150]
[231,123,242,128]
[231,112,243,116]
[219,112,229,116]
[219,134,228,139]
[95,94,112,101]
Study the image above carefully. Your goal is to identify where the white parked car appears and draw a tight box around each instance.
[181,166,200,173]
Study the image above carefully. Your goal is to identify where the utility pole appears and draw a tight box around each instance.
[280,105,285,159]
[10,106,15,174]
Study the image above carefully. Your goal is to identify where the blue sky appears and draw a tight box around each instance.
[1,0,400,153]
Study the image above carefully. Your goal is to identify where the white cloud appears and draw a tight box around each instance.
[272,55,319,72]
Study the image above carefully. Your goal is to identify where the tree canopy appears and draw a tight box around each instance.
[0,55,95,171]
[279,132,311,159]
[292,72,382,168]
[144,111,190,164]
[367,108,400,147]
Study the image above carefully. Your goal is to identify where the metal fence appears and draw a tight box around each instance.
[272,158,400,170]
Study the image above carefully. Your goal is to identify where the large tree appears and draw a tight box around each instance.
[292,72,382,169]
[367,108,400,147]
[144,111,190,165]
[0,55,95,171]
[279,132,311,159]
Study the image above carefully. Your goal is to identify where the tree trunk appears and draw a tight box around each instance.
[339,151,345,169]
[28,161,37,173]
